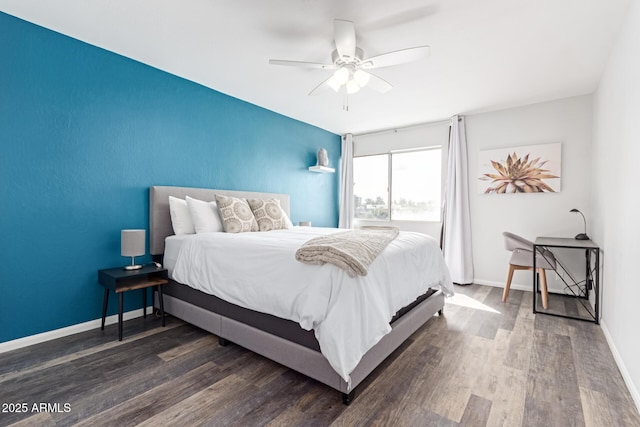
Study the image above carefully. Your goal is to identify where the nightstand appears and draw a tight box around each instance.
[98,265,168,341]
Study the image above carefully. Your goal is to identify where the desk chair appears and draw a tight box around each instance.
[502,232,556,309]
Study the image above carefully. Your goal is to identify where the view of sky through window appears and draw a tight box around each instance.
[354,148,441,221]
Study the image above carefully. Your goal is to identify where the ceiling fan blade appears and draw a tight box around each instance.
[364,72,393,93]
[308,76,339,96]
[269,59,336,70]
[362,46,430,69]
[334,20,356,59]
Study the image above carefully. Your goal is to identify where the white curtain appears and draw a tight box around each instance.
[442,116,474,284]
[338,134,354,229]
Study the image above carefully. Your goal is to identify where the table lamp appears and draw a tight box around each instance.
[569,209,589,240]
[121,229,145,270]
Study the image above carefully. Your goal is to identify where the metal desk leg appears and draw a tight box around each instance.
[595,249,600,324]
[533,244,538,314]
[584,249,590,298]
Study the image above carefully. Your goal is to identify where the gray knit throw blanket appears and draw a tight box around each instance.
[295,228,399,277]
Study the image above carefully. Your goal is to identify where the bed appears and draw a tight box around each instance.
[149,185,452,404]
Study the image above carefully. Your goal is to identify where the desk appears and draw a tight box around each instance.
[533,237,600,324]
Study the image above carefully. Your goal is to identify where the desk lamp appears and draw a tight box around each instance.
[121,229,145,270]
[569,209,589,240]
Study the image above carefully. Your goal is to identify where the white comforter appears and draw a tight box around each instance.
[171,227,453,386]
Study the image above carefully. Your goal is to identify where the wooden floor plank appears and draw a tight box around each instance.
[471,287,504,340]
[533,309,574,337]
[580,386,615,427]
[0,320,182,383]
[0,314,174,376]
[1,283,638,427]
[71,361,221,427]
[570,320,640,426]
[473,328,528,427]
[330,336,431,426]
[5,411,53,427]
[459,394,492,427]
[227,371,316,427]
[517,289,535,321]
[523,330,585,426]
[157,334,218,361]
[1,324,213,425]
[498,288,523,332]
[264,406,308,427]
[135,374,257,427]
[234,353,288,389]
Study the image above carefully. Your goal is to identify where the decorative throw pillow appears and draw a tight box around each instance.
[247,198,291,232]
[168,196,195,235]
[215,194,259,233]
[185,196,224,233]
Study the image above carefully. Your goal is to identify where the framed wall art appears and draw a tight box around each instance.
[478,143,561,194]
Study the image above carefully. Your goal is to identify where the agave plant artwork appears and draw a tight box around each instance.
[479,151,559,193]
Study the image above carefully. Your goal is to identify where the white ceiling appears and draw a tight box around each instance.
[0,0,630,135]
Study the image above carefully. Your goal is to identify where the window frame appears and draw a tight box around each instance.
[353,145,443,223]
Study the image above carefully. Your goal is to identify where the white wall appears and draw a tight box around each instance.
[466,95,593,292]
[592,0,640,408]
[352,97,593,292]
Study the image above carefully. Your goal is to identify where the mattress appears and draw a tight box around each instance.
[167,227,453,384]
[164,234,188,277]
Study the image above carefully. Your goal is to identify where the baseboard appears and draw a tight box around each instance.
[473,278,531,292]
[0,306,153,354]
[600,320,640,413]
[473,278,566,295]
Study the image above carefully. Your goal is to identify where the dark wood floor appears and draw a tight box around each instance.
[1,284,639,426]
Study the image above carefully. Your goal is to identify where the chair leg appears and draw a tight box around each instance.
[538,268,549,309]
[502,264,516,303]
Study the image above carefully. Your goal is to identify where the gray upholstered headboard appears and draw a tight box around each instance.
[149,186,291,255]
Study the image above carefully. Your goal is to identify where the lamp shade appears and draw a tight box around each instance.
[121,229,145,257]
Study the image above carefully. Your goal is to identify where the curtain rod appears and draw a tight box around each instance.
[352,115,463,138]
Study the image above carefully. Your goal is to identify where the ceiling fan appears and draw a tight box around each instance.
[269,19,430,97]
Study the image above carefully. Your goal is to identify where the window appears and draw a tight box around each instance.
[353,148,442,221]
[353,154,389,220]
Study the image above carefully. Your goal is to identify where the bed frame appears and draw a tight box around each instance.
[149,185,445,404]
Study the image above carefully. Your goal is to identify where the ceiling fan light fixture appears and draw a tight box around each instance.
[353,69,370,87]
[346,79,361,94]
[333,67,349,85]
[326,76,342,92]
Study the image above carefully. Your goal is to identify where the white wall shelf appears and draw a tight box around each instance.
[309,165,335,173]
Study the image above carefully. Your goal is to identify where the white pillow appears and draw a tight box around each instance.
[186,196,224,233]
[168,196,195,235]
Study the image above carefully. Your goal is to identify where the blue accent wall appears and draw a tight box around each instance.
[0,12,340,343]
